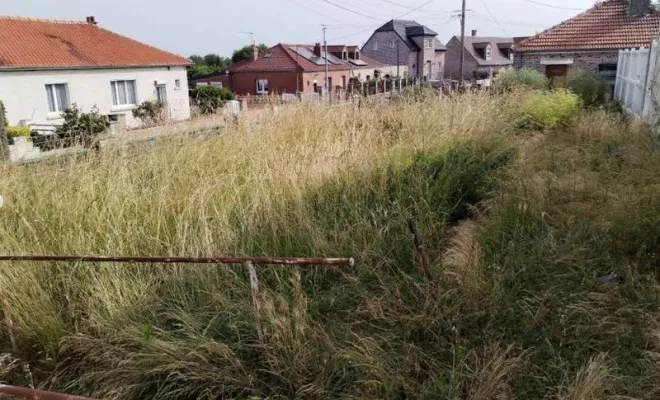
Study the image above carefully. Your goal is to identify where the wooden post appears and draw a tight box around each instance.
[3,299,18,354]
[246,261,264,340]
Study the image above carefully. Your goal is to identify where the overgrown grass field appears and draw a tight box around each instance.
[0,89,659,399]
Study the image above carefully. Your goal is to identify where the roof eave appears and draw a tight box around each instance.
[0,63,191,71]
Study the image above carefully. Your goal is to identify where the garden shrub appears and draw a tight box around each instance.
[0,100,7,126]
[492,68,548,93]
[132,100,166,126]
[6,126,30,138]
[54,104,109,148]
[517,89,583,131]
[567,68,610,108]
[192,86,235,114]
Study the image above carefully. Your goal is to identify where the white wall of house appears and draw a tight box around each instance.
[0,66,190,130]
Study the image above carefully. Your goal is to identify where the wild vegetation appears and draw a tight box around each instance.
[0,87,658,400]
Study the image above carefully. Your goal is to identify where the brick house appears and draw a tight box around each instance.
[361,20,446,81]
[445,30,515,80]
[189,74,230,90]
[514,0,660,89]
[226,43,393,95]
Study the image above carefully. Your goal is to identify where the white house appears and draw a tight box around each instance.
[0,16,191,131]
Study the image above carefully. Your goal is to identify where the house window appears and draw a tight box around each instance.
[485,45,492,60]
[196,82,209,87]
[509,51,514,62]
[175,79,182,90]
[45,83,70,113]
[342,75,347,89]
[211,82,223,88]
[390,40,396,48]
[355,50,360,60]
[256,79,268,94]
[342,51,348,60]
[426,39,433,49]
[111,80,137,106]
[373,41,378,51]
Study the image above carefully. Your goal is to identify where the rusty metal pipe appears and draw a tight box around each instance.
[0,384,96,400]
[0,255,355,267]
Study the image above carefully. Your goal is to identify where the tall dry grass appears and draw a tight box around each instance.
[0,91,660,399]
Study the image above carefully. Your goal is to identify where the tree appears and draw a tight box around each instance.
[231,44,268,64]
[188,53,231,80]
[192,86,235,114]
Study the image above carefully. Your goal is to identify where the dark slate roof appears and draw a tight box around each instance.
[375,19,438,50]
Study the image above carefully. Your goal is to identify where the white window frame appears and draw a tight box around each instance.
[485,45,492,60]
[44,83,70,117]
[211,82,224,89]
[256,79,269,95]
[390,40,396,49]
[110,79,138,109]
[426,38,433,49]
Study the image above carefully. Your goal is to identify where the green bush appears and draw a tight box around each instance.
[567,68,610,108]
[6,126,30,138]
[0,100,7,126]
[55,104,109,148]
[132,100,166,126]
[517,89,583,131]
[192,86,235,114]
[492,68,548,93]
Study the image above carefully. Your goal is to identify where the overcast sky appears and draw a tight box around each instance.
[4,0,598,58]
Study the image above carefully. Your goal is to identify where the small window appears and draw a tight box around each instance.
[355,51,360,60]
[342,51,348,61]
[426,39,433,49]
[196,82,209,87]
[256,79,269,95]
[264,52,273,58]
[111,80,137,106]
[485,45,492,60]
[373,41,378,51]
[342,75,347,89]
[390,40,396,49]
[175,79,181,89]
[211,82,223,89]
[45,83,70,113]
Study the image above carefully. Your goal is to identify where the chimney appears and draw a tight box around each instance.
[471,29,477,37]
[85,16,97,25]
[250,44,259,61]
[628,0,651,17]
[314,42,322,57]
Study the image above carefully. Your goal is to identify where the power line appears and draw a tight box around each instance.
[397,0,437,18]
[521,0,584,11]
[479,0,508,36]
[320,0,382,21]
[286,0,356,25]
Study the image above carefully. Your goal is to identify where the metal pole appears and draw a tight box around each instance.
[0,384,97,400]
[0,255,355,267]
[396,41,400,92]
[323,25,329,97]
[459,0,467,88]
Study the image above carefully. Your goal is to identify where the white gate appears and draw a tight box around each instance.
[615,41,657,118]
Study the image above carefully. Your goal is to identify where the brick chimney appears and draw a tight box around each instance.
[628,0,651,17]
[85,16,97,25]
[472,29,477,37]
[250,44,259,61]
[314,42,322,57]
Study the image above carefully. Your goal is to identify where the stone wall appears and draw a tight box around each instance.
[514,51,619,74]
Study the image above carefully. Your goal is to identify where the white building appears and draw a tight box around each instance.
[0,16,191,131]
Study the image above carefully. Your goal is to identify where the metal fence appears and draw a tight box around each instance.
[614,40,657,119]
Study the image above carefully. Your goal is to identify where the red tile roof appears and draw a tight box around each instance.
[515,0,660,52]
[0,17,190,69]
[228,44,382,73]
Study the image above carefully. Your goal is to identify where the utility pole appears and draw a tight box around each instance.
[459,0,467,88]
[396,41,400,92]
[322,25,329,98]
[240,31,255,46]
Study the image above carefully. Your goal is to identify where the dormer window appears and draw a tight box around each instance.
[425,38,433,48]
[342,51,348,60]
[355,50,360,60]
[485,44,492,60]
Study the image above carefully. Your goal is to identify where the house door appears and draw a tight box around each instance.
[156,84,168,103]
[546,65,568,89]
